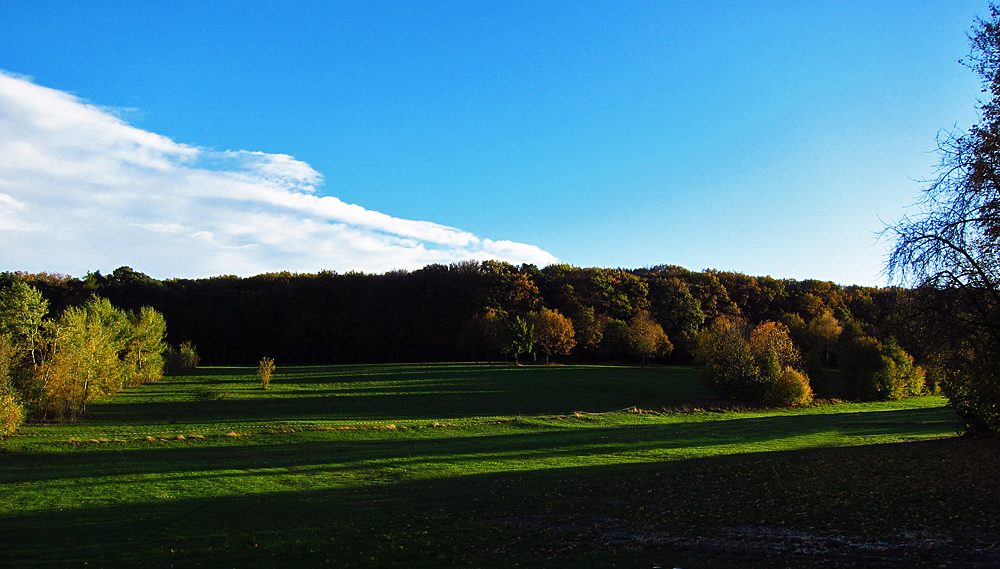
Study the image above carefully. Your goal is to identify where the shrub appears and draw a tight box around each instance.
[258,357,275,389]
[0,391,24,436]
[165,341,200,374]
[763,367,814,407]
[941,351,1000,433]
[696,316,813,407]
[841,335,924,401]
[0,335,23,436]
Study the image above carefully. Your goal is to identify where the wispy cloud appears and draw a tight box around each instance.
[0,71,558,278]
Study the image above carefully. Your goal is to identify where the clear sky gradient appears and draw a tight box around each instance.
[0,1,990,285]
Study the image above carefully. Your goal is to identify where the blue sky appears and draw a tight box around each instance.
[0,1,989,285]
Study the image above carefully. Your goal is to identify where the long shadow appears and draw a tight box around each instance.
[86,367,709,425]
[0,436,990,569]
[2,407,958,485]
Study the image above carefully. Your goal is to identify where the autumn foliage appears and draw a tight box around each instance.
[695,316,813,407]
[529,308,576,363]
[0,281,171,424]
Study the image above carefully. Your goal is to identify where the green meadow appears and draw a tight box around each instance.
[2,364,997,568]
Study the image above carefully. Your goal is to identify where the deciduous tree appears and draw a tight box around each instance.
[529,307,576,363]
[886,5,1000,431]
[0,281,48,368]
[696,316,812,406]
[124,306,168,386]
[627,310,672,366]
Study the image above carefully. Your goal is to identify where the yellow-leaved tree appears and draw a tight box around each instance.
[33,296,168,420]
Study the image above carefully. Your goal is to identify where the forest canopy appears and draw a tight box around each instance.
[0,263,910,370]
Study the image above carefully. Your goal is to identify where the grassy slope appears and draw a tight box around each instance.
[1,364,995,568]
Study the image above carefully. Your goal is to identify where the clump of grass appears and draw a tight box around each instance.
[258,357,275,390]
[623,406,662,415]
[225,432,241,438]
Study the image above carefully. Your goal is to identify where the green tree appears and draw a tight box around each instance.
[597,317,630,362]
[570,306,603,353]
[33,297,168,419]
[504,315,534,365]
[482,310,534,365]
[123,306,168,386]
[0,333,24,436]
[640,273,705,361]
[0,281,48,368]
[695,316,757,401]
[0,282,49,423]
[39,298,130,419]
[841,335,925,401]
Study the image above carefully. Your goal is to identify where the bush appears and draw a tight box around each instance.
[165,341,200,374]
[941,352,1000,433]
[258,357,275,390]
[695,316,813,407]
[0,391,24,437]
[841,335,924,401]
[763,367,814,407]
[0,334,23,436]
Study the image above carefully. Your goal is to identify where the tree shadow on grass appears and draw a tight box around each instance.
[3,436,998,569]
[87,367,711,425]
[3,406,959,486]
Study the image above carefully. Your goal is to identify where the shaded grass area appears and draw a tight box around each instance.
[0,364,989,568]
[80,364,714,426]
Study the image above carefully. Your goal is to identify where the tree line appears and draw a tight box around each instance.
[0,263,912,367]
[0,261,971,432]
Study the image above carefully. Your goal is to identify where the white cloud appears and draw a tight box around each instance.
[0,71,558,278]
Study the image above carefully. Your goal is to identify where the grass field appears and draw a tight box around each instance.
[1,364,997,568]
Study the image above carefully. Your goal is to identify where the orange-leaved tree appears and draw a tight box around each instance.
[627,310,672,367]
[529,307,576,363]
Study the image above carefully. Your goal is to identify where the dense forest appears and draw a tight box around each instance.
[0,262,917,370]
